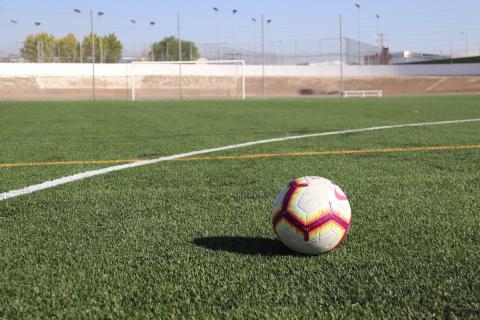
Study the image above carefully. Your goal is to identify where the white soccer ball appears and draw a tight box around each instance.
[272,176,352,255]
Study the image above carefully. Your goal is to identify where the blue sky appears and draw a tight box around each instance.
[1,0,479,57]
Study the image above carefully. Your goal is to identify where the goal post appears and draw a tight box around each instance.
[130,60,246,101]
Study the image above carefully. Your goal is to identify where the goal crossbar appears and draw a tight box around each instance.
[130,60,246,101]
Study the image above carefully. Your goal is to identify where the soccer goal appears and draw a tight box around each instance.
[342,90,383,98]
[130,60,246,101]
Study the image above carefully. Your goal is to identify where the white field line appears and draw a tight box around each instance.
[1,118,479,202]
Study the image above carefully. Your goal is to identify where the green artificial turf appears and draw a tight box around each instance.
[0,96,479,318]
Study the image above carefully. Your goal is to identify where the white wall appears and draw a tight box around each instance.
[0,62,480,77]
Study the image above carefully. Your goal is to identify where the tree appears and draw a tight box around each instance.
[82,33,123,63]
[102,33,123,63]
[57,34,79,63]
[82,34,102,63]
[151,36,199,61]
[21,33,57,62]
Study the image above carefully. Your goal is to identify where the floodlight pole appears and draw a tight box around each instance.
[232,9,237,58]
[261,14,265,98]
[376,14,381,65]
[461,32,469,57]
[34,23,41,63]
[80,41,83,63]
[251,18,257,63]
[178,12,183,99]
[36,36,40,63]
[74,10,83,63]
[90,10,96,101]
[339,14,344,97]
[356,4,361,65]
[99,38,104,63]
[213,7,220,59]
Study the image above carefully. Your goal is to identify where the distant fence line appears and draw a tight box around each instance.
[1,37,388,65]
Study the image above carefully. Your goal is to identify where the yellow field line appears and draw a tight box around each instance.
[0,159,142,168]
[178,145,480,161]
[1,145,479,169]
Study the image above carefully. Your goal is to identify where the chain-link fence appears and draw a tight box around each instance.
[197,37,382,65]
[0,37,418,66]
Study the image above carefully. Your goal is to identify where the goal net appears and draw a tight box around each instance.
[130,60,246,101]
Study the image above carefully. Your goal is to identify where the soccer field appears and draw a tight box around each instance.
[1,96,479,318]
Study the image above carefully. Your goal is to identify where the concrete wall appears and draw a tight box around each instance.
[0,63,479,100]
[1,62,480,77]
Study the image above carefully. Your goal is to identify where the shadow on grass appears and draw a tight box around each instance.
[192,236,296,256]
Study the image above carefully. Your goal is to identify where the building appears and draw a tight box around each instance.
[390,51,450,64]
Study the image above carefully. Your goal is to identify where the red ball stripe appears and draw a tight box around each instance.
[273,180,350,242]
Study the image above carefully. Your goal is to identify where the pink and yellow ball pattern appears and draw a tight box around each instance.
[272,176,352,255]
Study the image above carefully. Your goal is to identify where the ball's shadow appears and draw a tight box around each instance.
[193,236,296,256]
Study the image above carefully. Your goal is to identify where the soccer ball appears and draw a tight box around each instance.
[272,176,352,255]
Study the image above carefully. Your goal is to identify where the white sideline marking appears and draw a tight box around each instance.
[1,118,479,202]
